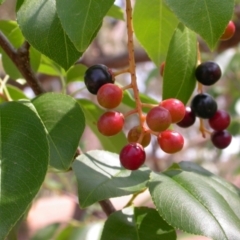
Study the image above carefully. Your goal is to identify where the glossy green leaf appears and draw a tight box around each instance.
[101,207,176,240]
[0,102,49,239]
[133,0,178,66]
[66,64,87,83]
[32,93,85,170]
[107,4,124,21]
[38,55,63,76]
[149,161,240,240]
[162,23,197,104]
[72,150,150,208]
[78,99,126,153]
[164,0,234,49]
[56,0,114,52]
[17,0,82,70]
[16,0,25,11]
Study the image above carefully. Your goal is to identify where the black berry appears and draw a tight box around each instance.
[191,93,217,119]
[211,130,232,149]
[177,107,196,128]
[195,61,221,86]
[84,64,114,94]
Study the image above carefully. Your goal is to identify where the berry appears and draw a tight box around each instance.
[195,61,221,86]
[211,130,232,149]
[208,109,230,131]
[84,64,114,94]
[120,143,146,170]
[157,130,184,154]
[220,21,235,41]
[127,126,151,147]
[97,83,123,109]
[160,98,185,123]
[191,93,217,119]
[177,107,196,128]
[97,111,124,136]
[160,62,165,77]
[146,106,171,132]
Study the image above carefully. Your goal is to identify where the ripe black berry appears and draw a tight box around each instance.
[84,64,114,94]
[195,61,221,86]
[191,93,217,119]
[211,130,232,149]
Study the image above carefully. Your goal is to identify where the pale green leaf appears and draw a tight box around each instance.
[72,150,150,208]
[133,0,178,66]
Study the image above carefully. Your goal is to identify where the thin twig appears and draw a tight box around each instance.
[0,31,45,95]
[99,199,116,216]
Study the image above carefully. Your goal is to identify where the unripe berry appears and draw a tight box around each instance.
[177,107,196,128]
[120,143,146,170]
[157,130,184,154]
[146,106,171,132]
[97,111,124,136]
[208,109,230,131]
[97,83,123,109]
[160,98,185,123]
[127,126,151,147]
[84,64,114,94]
[220,21,235,41]
[211,130,232,149]
[191,93,217,119]
[195,61,221,86]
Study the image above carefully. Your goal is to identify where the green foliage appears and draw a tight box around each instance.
[101,206,176,240]
[162,23,197,104]
[149,162,240,240]
[0,102,49,239]
[164,0,235,49]
[32,93,85,170]
[73,150,150,208]
[133,0,178,66]
[17,0,82,70]
[56,0,115,52]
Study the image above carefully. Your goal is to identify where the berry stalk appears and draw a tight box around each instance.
[125,0,145,128]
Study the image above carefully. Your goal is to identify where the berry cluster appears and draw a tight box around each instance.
[176,60,232,149]
[83,20,235,171]
[84,64,186,170]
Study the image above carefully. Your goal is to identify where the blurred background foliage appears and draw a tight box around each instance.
[1,0,240,239]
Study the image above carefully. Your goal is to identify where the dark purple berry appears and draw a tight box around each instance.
[191,93,217,119]
[211,130,232,149]
[84,64,114,94]
[177,107,196,128]
[195,61,221,86]
[208,110,230,131]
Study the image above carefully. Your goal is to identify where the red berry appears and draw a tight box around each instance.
[120,143,146,170]
[220,21,235,41]
[208,110,230,131]
[211,130,232,149]
[146,106,171,132]
[157,130,184,154]
[97,111,124,136]
[160,98,185,123]
[160,62,165,77]
[177,107,196,128]
[97,83,123,109]
[127,126,151,147]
